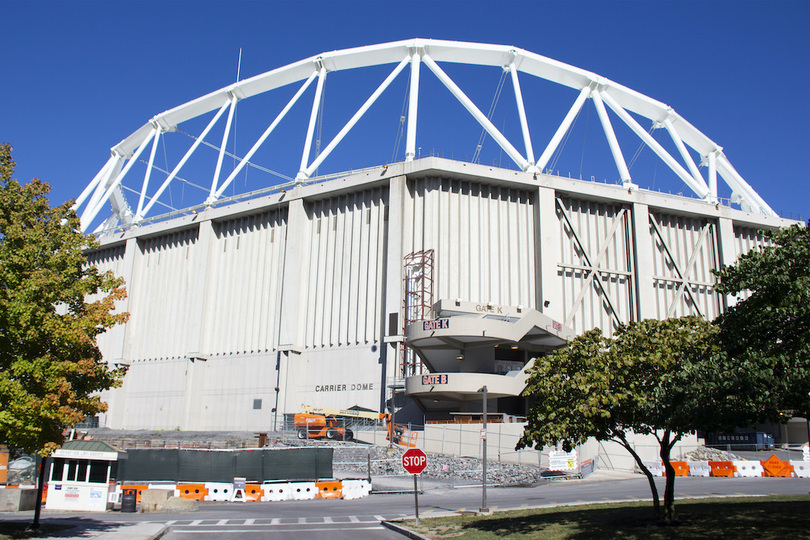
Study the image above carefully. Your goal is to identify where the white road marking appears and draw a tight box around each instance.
[168,527,385,534]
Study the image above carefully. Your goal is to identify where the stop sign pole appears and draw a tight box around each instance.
[402,448,427,525]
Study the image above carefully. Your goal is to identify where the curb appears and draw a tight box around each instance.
[381,520,431,540]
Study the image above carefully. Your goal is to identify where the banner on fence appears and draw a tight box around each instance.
[548,450,578,471]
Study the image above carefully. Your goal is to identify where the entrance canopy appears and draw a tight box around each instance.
[404,300,574,404]
[406,299,574,373]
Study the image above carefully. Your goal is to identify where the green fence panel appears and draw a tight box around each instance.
[119,448,333,482]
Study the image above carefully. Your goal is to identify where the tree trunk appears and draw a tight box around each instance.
[33,455,47,530]
[660,430,678,523]
[615,432,660,520]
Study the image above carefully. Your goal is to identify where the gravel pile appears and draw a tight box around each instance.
[332,444,540,486]
[682,446,741,461]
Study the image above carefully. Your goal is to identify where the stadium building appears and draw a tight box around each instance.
[73,39,795,433]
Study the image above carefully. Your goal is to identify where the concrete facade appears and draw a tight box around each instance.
[88,157,794,431]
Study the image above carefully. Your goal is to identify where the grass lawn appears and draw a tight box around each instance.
[400,496,810,539]
[0,522,72,540]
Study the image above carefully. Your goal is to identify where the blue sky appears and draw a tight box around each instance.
[2,0,808,223]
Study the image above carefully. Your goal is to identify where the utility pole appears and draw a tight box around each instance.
[480,385,489,513]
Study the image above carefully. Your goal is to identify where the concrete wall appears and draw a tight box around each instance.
[89,158,796,431]
[0,488,37,512]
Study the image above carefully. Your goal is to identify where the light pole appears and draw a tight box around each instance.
[480,385,489,513]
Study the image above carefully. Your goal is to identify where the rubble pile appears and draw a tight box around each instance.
[333,445,540,486]
[683,446,741,462]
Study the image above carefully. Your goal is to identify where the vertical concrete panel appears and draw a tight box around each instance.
[557,197,631,336]
[127,228,199,360]
[85,243,129,362]
[631,203,655,320]
[406,177,536,308]
[384,176,406,388]
[299,188,388,349]
[650,213,720,320]
[202,210,286,356]
[279,198,308,351]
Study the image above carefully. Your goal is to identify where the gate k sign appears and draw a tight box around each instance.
[402,448,427,474]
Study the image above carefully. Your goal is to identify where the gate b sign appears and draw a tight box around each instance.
[402,448,427,474]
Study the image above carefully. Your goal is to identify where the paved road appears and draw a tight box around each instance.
[3,474,808,539]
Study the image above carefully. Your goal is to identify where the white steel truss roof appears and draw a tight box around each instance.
[74,38,776,234]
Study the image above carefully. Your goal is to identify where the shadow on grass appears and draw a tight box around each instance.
[421,497,810,539]
[0,517,121,539]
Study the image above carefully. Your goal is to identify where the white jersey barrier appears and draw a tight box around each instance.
[262,482,293,501]
[289,482,317,500]
[204,482,233,501]
[733,461,764,477]
[106,478,373,505]
[641,461,665,477]
[791,461,810,478]
[687,461,711,477]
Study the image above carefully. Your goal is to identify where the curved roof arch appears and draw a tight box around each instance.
[73,38,776,234]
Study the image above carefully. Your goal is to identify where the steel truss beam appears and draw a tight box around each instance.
[75,38,777,234]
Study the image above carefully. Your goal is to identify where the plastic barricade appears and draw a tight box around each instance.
[315,480,343,499]
[671,462,689,477]
[245,484,263,502]
[733,461,763,477]
[709,461,735,477]
[642,461,664,477]
[288,482,317,500]
[761,455,793,477]
[687,461,710,477]
[177,483,208,501]
[341,479,371,500]
[204,482,232,501]
[790,461,810,478]
[261,482,292,502]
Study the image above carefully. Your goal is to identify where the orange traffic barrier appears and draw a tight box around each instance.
[177,483,209,500]
[761,455,794,477]
[709,461,735,477]
[671,461,689,477]
[245,484,263,502]
[315,480,343,499]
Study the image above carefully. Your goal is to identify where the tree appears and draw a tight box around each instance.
[0,143,128,457]
[517,317,722,522]
[713,223,810,426]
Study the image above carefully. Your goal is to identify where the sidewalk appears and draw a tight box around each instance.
[0,518,167,540]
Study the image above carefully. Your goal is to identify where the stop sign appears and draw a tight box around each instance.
[402,448,427,474]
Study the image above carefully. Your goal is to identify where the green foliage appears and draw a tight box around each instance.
[713,223,810,422]
[0,143,128,456]
[518,317,721,452]
[518,316,722,521]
